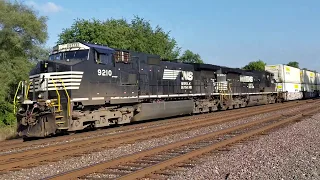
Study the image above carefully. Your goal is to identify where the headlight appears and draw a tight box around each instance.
[45,100,51,106]
[38,93,43,99]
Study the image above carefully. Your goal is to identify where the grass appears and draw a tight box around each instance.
[0,125,18,141]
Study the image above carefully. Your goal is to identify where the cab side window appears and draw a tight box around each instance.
[95,51,113,65]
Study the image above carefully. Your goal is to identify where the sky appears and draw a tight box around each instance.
[21,0,320,71]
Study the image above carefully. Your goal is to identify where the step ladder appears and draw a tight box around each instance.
[51,79,71,129]
[50,100,67,126]
[218,82,232,102]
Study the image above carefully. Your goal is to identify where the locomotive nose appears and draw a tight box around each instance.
[35,60,71,74]
[41,61,49,73]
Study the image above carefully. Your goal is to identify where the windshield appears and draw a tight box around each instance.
[49,50,89,61]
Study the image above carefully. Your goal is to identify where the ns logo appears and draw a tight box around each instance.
[181,71,193,81]
[162,69,193,81]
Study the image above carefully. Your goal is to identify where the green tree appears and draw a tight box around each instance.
[57,16,199,60]
[28,45,51,64]
[287,61,299,68]
[0,0,48,126]
[242,60,266,71]
[179,49,204,63]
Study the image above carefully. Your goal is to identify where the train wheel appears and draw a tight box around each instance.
[22,135,35,142]
[218,104,227,111]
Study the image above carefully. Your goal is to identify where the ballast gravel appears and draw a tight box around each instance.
[0,103,318,180]
[170,113,320,180]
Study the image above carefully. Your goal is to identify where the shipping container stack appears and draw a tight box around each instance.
[316,72,320,96]
[300,69,317,98]
[265,64,303,101]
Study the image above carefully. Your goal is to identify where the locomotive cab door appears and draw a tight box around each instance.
[135,55,150,96]
[139,74,149,96]
[116,51,139,97]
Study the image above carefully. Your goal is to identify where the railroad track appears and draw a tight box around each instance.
[0,99,311,152]
[0,99,317,175]
[45,101,320,180]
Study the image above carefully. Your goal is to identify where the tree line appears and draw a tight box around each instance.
[0,0,49,126]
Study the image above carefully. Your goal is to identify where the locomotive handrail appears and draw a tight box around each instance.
[25,81,32,99]
[13,81,22,114]
[228,83,232,99]
[51,78,61,112]
[59,79,71,117]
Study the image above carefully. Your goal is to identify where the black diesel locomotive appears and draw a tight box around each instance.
[14,42,281,139]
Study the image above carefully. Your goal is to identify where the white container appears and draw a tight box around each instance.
[300,70,316,84]
[301,84,317,92]
[317,73,320,91]
[265,64,301,83]
[275,82,302,101]
[285,92,303,100]
[275,83,301,92]
[316,72,320,85]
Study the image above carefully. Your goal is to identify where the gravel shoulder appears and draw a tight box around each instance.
[170,113,320,180]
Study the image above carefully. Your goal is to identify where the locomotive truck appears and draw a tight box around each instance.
[14,42,288,140]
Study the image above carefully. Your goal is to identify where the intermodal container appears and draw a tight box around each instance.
[300,69,316,84]
[265,64,301,84]
[275,82,303,100]
[316,72,320,91]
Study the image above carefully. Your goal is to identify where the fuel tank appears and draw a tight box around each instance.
[132,100,194,122]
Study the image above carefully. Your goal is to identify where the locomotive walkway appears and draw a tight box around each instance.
[0,99,318,178]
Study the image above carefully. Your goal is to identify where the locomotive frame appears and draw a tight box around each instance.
[14,42,288,140]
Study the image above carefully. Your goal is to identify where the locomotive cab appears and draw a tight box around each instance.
[14,42,100,139]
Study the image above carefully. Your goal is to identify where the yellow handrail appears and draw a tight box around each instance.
[59,79,71,117]
[13,81,22,114]
[228,83,232,99]
[51,78,61,112]
[25,81,32,99]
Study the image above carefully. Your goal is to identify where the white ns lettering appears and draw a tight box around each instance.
[97,69,112,76]
[181,71,193,81]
